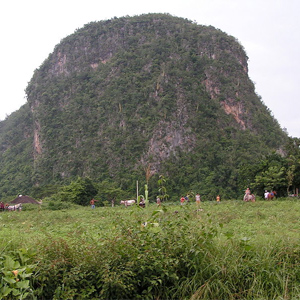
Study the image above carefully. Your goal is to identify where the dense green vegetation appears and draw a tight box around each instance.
[0,105,34,197]
[1,200,300,299]
[0,13,296,201]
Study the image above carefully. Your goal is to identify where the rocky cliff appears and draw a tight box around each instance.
[0,13,287,198]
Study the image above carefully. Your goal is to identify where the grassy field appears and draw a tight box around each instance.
[0,199,300,299]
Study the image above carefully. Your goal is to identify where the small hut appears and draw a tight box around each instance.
[10,195,40,205]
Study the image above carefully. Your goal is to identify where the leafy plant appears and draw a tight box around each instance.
[157,175,169,202]
[0,249,36,299]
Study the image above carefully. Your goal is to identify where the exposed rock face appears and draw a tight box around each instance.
[141,119,196,171]
[33,120,42,156]
[222,101,246,129]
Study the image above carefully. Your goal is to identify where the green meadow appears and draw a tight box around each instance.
[1,199,300,299]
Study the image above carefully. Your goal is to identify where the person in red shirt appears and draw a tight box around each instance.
[180,196,185,205]
[90,198,98,209]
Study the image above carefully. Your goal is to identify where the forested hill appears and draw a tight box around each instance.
[0,13,288,199]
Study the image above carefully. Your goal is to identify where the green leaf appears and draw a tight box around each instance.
[16,279,30,289]
[12,288,21,296]
[3,255,20,269]
[1,286,13,297]
[3,277,16,284]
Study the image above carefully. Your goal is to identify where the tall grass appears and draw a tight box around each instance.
[0,199,299,299]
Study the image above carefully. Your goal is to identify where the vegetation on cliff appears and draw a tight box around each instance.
[0,13,298,201]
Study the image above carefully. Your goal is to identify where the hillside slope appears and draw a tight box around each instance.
[0,13,287,198]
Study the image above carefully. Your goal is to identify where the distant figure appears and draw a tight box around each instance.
[0,201,4,211]
[267,190,277,200]
[184,195,189,203]
[243,188,251,201]
[156,196,161,206]
[180,196,185,205]
[216,195,220,202]
[139,197,145,208]
[264,190,269,200]
[195,194,201,206]
[90,198,98,209]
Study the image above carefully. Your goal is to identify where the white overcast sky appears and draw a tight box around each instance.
[1,0,299,137]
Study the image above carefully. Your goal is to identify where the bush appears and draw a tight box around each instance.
[47,201,74,211]
[20,203,40,211]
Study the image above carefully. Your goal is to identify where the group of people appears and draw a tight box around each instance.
[90,187,277,209]
[180,194,194,205]
[89,191,222,209]
[244,188,278,201]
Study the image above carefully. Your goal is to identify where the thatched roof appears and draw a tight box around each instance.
[10,195,40,205]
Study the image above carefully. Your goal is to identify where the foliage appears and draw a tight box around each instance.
[30,184,62,200]
[0,105,34,197]
[46,200,78,211]
[157,175,169,201]
[239,142,300,197]
[96,180,126,206]
[55,177,97,205]
[253,165,286,191]
[284,137,300,193]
